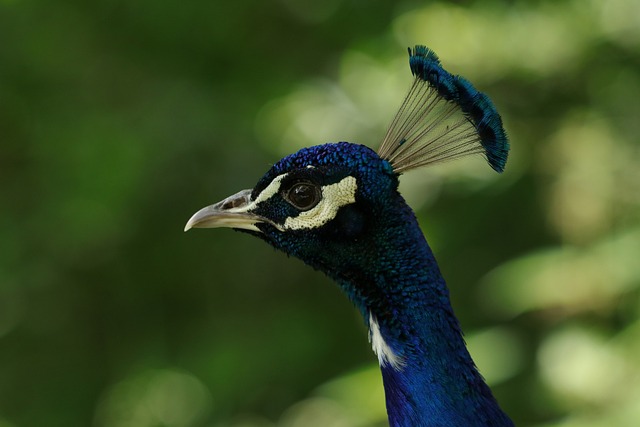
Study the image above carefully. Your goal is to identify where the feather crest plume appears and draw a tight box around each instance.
[378,46,509,174]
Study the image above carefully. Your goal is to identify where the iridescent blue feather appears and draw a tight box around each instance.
[378,46,509,173]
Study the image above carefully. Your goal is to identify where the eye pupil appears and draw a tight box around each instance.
[287,182,320,210]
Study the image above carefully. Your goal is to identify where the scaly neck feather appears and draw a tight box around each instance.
[330,197,513,427]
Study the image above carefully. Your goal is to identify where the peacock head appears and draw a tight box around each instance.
[185,44,509,296]
[184,142,404,280]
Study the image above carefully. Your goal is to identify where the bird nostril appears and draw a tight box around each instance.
[222,198,245,210]
[221,200,236,210]
[218,191,252,211]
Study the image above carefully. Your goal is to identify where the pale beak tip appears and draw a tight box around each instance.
[183,212,201,232]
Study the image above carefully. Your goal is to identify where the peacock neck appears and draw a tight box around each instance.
[333,200,513,427]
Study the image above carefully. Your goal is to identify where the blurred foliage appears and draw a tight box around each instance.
[1,0,639,426]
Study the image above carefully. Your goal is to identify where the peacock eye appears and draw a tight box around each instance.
[285,181,321,211]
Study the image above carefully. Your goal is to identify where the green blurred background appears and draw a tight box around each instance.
[1,0,639,426]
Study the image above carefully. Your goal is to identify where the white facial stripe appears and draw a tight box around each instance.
[225,174,287,215]
[369,312,406,370]
[253,174,286,205]
[284,176,357,231]
[225,172,356,232]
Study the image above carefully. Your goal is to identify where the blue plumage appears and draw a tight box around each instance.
[409,46,459,100]
[185,46,512,426]
[452,76,509,172]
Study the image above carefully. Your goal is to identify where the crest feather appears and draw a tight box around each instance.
[377,46,509,174]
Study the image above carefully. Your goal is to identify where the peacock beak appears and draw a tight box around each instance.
[184,189,268,233]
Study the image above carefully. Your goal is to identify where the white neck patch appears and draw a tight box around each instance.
[369,312,406,371]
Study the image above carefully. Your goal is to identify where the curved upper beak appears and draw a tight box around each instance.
[184,189,268,233]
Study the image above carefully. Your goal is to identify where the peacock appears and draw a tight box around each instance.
[185,46,513,426]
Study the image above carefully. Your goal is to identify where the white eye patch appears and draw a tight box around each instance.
[284,176,357,230]
[253,174,287,206]
[247,173,357,231]
[225,174,287,216]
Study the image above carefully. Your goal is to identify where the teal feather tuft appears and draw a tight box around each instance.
[378,45,509,173]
